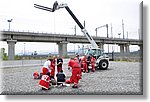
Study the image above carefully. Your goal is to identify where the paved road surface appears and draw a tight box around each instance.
[0,61,142,95]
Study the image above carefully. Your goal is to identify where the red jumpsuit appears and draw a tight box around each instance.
[39,75,50,90]
[91,57,96,72]
[50,59,56,77]
[67,59,82,87]
[81,56,88,73]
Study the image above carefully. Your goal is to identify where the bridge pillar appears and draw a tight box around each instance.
[139,45,143,53]
[7,40,17,60]
[98,43,104,49]
[125,44,130,53]
[57,41,68,57]
[119,44,125,53]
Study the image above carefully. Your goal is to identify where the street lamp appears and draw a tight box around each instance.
[7,19,13,31]
[118,33,121,39]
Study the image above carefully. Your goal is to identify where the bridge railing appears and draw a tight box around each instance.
[1,29,141,40]
[1,29,78,36]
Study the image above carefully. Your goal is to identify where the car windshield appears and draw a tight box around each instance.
[85,49,104,56]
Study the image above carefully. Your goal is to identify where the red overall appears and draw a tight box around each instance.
[66,59,74,84]
[81,56,88,72]
[42,67,49,75]
[50,59,56,77]
[91,57,96,72]
[67,59,82,86]
[39,75,50,90]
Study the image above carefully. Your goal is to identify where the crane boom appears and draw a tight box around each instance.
[64,6,98,48]
[34,1,98,48]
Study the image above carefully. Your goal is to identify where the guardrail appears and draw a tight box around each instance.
[1,29,76,36]
[0,29,141,39]
[0,59,70,68]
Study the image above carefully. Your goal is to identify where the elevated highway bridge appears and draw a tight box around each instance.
[1,31,143,60]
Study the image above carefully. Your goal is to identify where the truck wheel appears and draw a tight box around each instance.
[99,60,108,70]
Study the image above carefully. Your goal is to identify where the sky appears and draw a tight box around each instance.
[0,0,142,54]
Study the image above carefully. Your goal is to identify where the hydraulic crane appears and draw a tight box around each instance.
[34,1,109,70]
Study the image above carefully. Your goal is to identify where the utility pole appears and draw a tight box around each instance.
[111,23,113,38]
[106,24,109,53]
[95,28,98,37]
[122,19,125,39]
[126,31,128,39]
[138,28,141,40]
[106,24,108,38]
[74,25,76,36]
[83,20,85,28]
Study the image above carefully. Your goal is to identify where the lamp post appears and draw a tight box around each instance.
[118,33,121,39]
[7,19,13,31]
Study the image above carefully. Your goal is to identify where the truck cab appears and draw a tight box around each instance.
[85,48,109,70]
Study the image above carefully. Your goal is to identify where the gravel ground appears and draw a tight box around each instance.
[0,61,143,95]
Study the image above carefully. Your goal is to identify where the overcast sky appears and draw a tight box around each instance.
[0,0,142,54]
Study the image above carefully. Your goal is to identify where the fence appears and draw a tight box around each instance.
[106,52,142,62]
[1,59,70,68]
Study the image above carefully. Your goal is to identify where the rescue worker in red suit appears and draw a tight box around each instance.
[74,54,81,67]
[81,55,88,73]
[74,54,82,82]
[41,59,51,75]
[66,57,82,88]
[66,58,74,84]
[50,56,56,79]
[91,56,96,72]
[39,72,51,90]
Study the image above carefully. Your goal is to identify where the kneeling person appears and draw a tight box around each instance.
[39,72,51,90]
[56,70,66,86]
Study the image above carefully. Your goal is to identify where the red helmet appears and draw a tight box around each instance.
[33,72,39,79]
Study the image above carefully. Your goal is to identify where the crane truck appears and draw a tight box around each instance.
[34,1,109,70]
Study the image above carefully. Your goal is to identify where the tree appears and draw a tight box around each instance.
[1,48,8,60]
[34,51,37,55]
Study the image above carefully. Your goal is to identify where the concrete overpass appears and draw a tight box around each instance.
[1,31,143,60]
